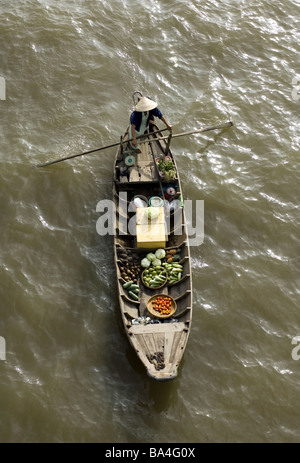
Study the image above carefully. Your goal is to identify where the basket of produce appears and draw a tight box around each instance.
[146,295,177,319]
[142,266,168,289]
[157,159,176,181]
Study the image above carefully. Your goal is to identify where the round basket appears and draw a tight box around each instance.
[142,268,167,290]
[146,294,177,319]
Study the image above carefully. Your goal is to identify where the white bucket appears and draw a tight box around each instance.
[128,195,148,212]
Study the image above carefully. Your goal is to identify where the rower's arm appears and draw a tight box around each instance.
[161,116,172,131]
[131,124,137,146]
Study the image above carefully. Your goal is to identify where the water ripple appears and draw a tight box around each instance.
[1,0,300,444]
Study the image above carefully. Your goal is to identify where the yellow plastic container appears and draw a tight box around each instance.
[136,207,167,248]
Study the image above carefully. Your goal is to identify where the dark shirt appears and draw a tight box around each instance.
[130,108,163,132]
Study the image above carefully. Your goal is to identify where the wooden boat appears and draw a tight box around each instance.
[112,122,192,381]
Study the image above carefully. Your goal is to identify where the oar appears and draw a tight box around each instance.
[35,126,169,168]
[36,121,233,168]
[144,121,234,144]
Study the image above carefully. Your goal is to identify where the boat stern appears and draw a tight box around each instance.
[147,367,178,381]
[128,321,189,381]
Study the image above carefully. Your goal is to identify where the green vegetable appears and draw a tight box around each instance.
[130,284,139,291]
[155,249,166,259]
[123,281,133,289]
[158,160,174,172]
[146,252,156,262]
[171,263,183,269]
[164,170,175,181]
[163,261,184,284]
[128,291,139,301]
[141,258,151,268]
[152,258,161,266]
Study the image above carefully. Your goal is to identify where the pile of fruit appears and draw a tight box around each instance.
[151,296,174,316]
[140,248,183,285]
[141,248,166,268]
[162,262,183,285]
[118,249,141,284]
[142,266,167,289]
[123,281,140,301]
[165,249,181,263]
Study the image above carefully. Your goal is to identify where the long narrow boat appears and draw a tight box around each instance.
[112,121,192,381]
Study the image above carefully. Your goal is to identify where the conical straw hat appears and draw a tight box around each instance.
[135,96,157,112]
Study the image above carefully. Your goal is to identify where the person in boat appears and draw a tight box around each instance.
[129,96,172,153]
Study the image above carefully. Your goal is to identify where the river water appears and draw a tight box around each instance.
[0,0,300,443]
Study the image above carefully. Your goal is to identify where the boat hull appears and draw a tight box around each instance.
[113,125,192,380]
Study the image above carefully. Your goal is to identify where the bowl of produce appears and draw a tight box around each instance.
[157,159,176,181]
[142,266,168,289]
[146,295,177,318]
